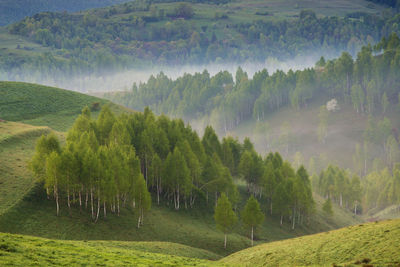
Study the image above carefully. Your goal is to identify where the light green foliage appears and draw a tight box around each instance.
[214,193,237,248]
[241,196,264,246]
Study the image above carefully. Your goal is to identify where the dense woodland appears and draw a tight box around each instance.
[108,34,400,131]
[31,105,314,230]
[106,34,400,215]
[0,0,132,26]
[2,0,400,80]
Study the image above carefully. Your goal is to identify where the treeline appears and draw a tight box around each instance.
[107,34,400,133]
[3,2,400,79]
[366,0,400,8]
[30,105,314,229]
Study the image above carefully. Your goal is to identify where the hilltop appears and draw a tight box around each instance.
[0,81,129,131]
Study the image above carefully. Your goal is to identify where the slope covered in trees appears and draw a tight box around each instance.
[0,81,361,258]
[31,105,314,232]
[106,34,400,218]
[108,34,400,132]
[1,0,398,81]
[0,0,132,26]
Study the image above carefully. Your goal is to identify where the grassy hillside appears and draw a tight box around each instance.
[0,81,128,131]
[0,219,398,266]
[221,219,400,266]
[0,121,50,215]
[0,0,132,26]
[0,232,220,266]
[0,81,361,258]
[0,180,361,257]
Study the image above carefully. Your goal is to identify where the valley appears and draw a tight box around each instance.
[0,0,400,266]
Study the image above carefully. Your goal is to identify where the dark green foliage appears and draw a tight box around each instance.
[3,2,400,79]
[0,0,132,26]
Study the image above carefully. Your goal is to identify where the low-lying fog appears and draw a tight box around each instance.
[7,51,341,93]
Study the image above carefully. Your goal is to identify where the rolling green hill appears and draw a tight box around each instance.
[0,81,362,258]
[0,232,220,266]
[0,121,50,215]
[0,218,399,266]
[0,81,129,131]
[221,219,400,266]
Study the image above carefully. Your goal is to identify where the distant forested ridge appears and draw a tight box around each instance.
[0,0,132,26]
[2,0,400,80]
[107,34,400,132]
[32,105,313,229]
[366,0,400,8]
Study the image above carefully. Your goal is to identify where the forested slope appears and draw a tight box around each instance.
[0,0,132,26]
[0,82,361,257]
[1,0,399,81]
[106,34,400,219]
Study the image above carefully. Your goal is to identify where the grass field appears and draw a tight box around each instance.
[221,219,400,266]
[0,81,129,131]
[0,179,361,257]
[0,121,50,215]
[0,232,221,266]
[0,218,398,266]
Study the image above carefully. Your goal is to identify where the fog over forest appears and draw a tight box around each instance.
[4,50,341,93]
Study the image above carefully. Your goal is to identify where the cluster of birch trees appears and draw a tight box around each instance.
[30,105,317,229]
[30,106,151,226]
[30,105,242,221]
